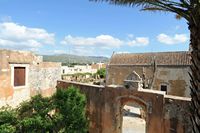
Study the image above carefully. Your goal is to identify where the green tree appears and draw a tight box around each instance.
[0,86,88,133]
[0,107,17,133]
[97,68,106,78]
[17,95,54,132]
[53,86,88,133]
[93,0,200,132]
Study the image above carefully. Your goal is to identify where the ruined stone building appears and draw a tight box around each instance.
[0,49,61,107]
[106,51,191,97]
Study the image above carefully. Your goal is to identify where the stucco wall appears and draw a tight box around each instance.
[106,65,190,97]
[153,67,191,97]
[0,49,61,107]
[57,81,192,133]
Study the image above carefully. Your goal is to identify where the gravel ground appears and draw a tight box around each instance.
[122,116,146,133]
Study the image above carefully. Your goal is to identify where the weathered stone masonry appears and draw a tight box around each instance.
[0,49,61,107]
[57,80,192,133]
[107,51,191,97]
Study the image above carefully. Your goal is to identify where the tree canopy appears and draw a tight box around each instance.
[0,86,88,133]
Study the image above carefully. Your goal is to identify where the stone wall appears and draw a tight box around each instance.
[163,95,192,133]
[57,80,192,133]
[0,49,61,107]
[29,63,61,97]
[106,65,154,86]
[153,67,191,97]
[106,65,191,97]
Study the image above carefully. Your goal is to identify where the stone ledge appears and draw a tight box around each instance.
[57,80,105,89]
[164,95,191,101]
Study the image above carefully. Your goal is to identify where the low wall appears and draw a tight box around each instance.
[57,80,192,133]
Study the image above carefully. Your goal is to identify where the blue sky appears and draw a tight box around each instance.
[0,0,189,57]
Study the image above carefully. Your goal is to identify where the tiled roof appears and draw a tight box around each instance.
[109,51,191,66]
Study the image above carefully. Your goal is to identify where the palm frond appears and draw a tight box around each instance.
[141,4,169,12]
[92,0,157,7]
[92,0,190,20]
[141,7,166,11]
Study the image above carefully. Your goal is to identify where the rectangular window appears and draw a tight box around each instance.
[161,85,167,93]
[63,69,65,74]
[14,67,26,87]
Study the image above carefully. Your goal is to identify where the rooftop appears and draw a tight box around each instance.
[109,51,191,66]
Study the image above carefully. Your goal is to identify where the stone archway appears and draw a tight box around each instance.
[115,96,149,133]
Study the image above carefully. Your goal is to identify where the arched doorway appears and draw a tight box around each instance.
[122,102,146,133]
[116,96,148,133]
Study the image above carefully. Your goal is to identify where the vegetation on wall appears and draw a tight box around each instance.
[0,86,88,133]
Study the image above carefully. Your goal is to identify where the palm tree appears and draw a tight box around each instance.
[92,0,200,132]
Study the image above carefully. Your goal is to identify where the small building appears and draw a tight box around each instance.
[106,51,191,97]
[91,62,106,70]
[62,64,97,75]
[61,63,107,82]
[0,49,61,107]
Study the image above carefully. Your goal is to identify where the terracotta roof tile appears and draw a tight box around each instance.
[109,51,191,66]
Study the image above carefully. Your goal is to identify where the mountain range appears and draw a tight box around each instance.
[43,54,109,65]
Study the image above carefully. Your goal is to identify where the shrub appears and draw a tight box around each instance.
[53,86,88,133]
[0,86,88,133]
[0,107,17,133]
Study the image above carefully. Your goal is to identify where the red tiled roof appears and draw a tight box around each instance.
[109,51,191,66]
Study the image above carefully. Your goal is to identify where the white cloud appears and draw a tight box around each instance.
[127,37,149,47]
[157,33,188,45]
[60,34,150,56]
[0,39,41,47]
[61,34,123,48]
[0,22,55,50]
[61,34,150,49]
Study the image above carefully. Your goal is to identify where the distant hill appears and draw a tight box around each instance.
[43,54,109,65]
